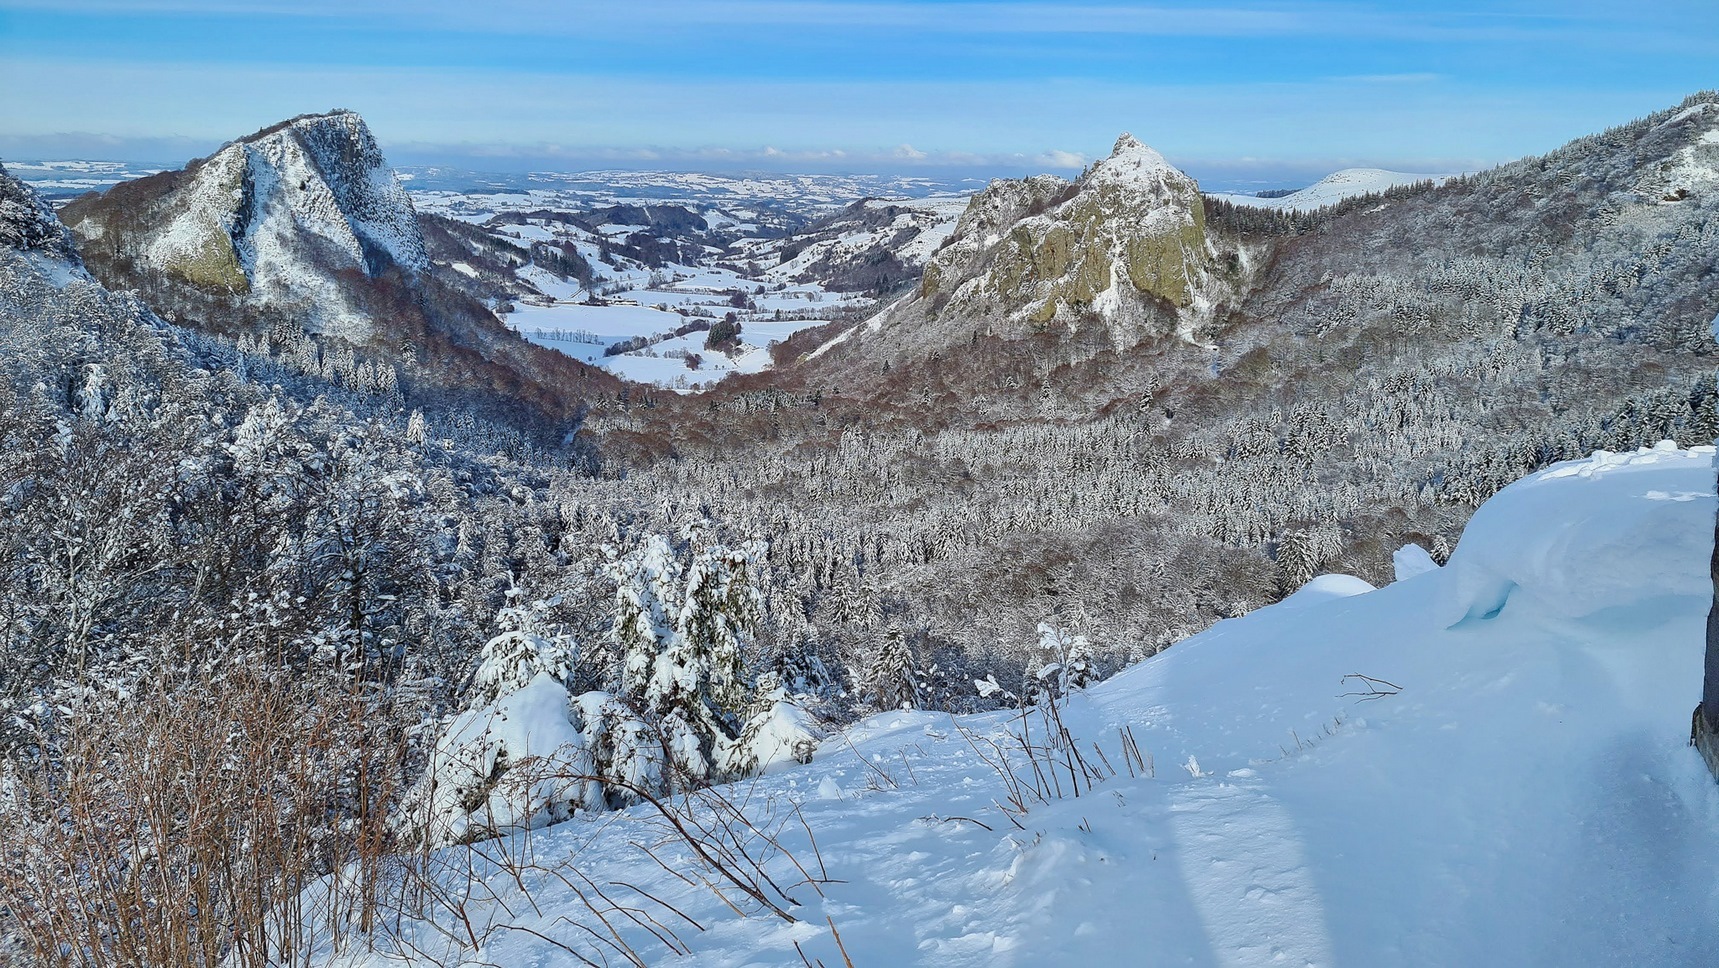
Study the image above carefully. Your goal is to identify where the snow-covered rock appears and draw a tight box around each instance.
[913,132,1221,338]
[0,161,78,260]
[65,110,426,340]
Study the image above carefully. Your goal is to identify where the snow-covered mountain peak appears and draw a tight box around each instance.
[65,109,427,339]
[218,109,428,278]
[1095,132,1181,184]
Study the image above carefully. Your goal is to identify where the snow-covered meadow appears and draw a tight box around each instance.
[501,259,864,390]
[1207,168,1455,212]
[311,441,1719,967]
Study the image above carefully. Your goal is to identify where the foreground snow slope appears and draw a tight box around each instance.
[328,443,1719,967]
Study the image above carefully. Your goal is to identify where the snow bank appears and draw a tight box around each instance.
[1439,441,1716,627]
[1275,572,1376,609]
[1391,541,1439,581]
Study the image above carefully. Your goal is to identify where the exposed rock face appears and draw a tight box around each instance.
[918,134,1216,336]
[0,161,78,260]
[64,110,427,339]
[58,110,623,434]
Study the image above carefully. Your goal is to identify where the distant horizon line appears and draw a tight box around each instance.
[5,150,1474,198]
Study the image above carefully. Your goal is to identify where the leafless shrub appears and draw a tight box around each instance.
[1339,673,1402,702]
[949,686,1147,829]
[0,669,403,968]
[325,759,841,967]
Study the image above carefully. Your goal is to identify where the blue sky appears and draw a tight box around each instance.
[1,0,1715,188]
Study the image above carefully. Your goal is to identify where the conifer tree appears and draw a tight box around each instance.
[863,625,917,710]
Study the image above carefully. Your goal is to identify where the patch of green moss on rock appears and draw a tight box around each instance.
[920,261,943,299]
[166,231,249,293]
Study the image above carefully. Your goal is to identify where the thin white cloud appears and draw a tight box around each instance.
[1329,72,1446,84]
[1037,150,1089,169]
[0,55,1685,176]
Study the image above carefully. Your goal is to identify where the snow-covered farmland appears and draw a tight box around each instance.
[500,259,864,390]
[400,169,984,390]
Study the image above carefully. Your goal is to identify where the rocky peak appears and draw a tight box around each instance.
[1086,132,1196,200]
[64,108,426,340]
[1102,132,1173,174]
[235,110,426,272]
[912,132,1219,337]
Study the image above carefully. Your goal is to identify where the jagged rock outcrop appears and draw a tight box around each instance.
[64,110,427,340]
[793,134,1238,374]
[919,134,1221,335]
[60,110,622,436]
[0,161,79,261]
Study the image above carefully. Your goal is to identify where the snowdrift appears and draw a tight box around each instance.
[323,443,1719,967]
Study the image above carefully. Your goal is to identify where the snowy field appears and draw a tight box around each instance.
[511,299,826,389]
[1208,168,1455,212]
[403,168,983,225]
[311,441,1719,966]
[6,160,165,199]
[501,256,865,391]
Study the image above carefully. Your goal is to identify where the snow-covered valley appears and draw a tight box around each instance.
[407,170,977,390]
[12,160,1470,392]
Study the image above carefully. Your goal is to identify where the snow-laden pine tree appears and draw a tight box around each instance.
[603,533,808,787]
[1276,525,1343,595]
[400,586,593,847]
[663,540,763,735]
[862,625,918,710]
[609,534,680,704]
[465,585,576,706]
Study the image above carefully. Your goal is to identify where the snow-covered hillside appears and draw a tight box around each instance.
[61,111,429,341]
[313,441,1719,967]
[1209,168,1453,211]
[736,195,969,290]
